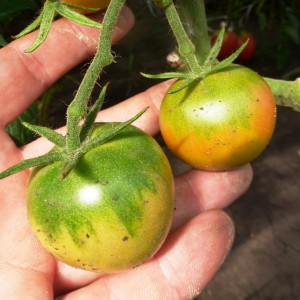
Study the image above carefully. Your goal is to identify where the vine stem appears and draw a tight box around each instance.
[265,77,300,112]
[66,0,126,153]
[176,0,211,64]
[162,1,201,74]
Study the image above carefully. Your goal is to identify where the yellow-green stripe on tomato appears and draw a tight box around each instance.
[27,124,174,273]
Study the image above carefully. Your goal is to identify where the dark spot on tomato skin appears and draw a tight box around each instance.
[86,233,90,238]
[122,236,128,241]
[95,178,109,185]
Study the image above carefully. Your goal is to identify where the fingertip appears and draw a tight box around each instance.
[156,210,235,299]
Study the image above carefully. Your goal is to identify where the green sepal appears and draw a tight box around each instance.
[80,84,107,143]
[22,122,65,148]
[206,40,248,76]
[13,13,44,39]
[82,108,148,154]
[60,2,100,12]
[0,151,63,179]
[14,0,101,53]
[55,2,102,29]
[141,71,188,80]
[202,27,225,68]
[167,77,200,94]
[24,1,57,53]
[61,107,148,179]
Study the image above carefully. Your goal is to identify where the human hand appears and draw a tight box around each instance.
[0,7,252,299]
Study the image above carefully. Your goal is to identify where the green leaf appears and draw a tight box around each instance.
[6,103,37,145]
[0,34,8,47]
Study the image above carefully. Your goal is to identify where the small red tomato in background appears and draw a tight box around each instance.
[236,31,256,61]
[211,31,238,60]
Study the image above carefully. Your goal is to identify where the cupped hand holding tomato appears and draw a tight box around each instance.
[0,7,253,299]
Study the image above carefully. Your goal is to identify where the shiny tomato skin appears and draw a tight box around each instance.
[61,0,110,13]
[27,124,174,273]
[211,31,239,60]
[237,32,256,61]
[160,65,276,171]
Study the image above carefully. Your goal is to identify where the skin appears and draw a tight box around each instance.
[0,7,253,299]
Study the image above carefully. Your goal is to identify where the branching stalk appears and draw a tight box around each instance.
[66,0,126,152]
[265,77,300,112]
[176,0,211,64]
[162,1,201,74]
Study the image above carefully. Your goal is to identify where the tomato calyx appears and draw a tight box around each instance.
[13,0,102,53]
[142,28,249,93]
[0,86,147,180]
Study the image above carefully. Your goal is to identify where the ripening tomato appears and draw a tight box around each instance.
[61,0,110,14]
[159,65,276,171]
[236,32,256,61]
[27,124,174,273]
[211,31,238,60]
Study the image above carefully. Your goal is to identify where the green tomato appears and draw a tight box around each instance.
[27,124,174,273]
[160,65,276,171]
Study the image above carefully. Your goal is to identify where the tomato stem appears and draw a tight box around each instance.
[159,1,202,74]
[265,77,300,112]
[66,0,125,153]
[176,0,211,64]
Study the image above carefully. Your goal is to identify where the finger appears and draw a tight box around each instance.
[0,6,134,127]
[58,210,234,299]
[172,164,253,230]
